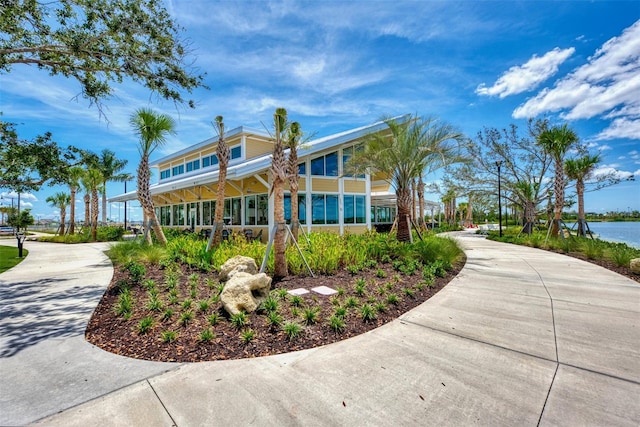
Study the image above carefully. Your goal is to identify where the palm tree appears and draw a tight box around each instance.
[212,115,229,247]
[46,192,71,236]
[271,107,289,277]
[348,116,464,242]
[565,153,600,237]
[285,121,303,241]
[416,174,426,229]
[81,167,103,241]
[66,166,84,234]
[130,108,176,246]
[96,149,128,225]
[537,124,578,237]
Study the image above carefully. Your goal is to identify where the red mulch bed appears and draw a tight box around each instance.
[86,259,464,363]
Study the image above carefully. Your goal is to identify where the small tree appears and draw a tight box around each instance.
[537,124,579,237]
[8,208,34,231]
[565,154,601,237]
[46,192,71,236]
[130,108,176,246]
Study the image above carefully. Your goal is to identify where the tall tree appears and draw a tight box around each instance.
[65,166,85,234]
[537,124,579,237]
[565,154,601,237]
[1,0,205,107]
[285,121,303,241]
[46,192,71,236]
[96,149,128,225]
[212,116,229,246]
[271,108,289,277]
[348,116,464,242]
[130,108,176,246]
[514,181,540,235]
[444,119,552,232]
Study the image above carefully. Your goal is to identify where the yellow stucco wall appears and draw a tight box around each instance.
[311,178,339,192]
[343,180,366,193]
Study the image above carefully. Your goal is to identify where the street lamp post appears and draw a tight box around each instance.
[124,180,128,232]
[496,161,503,237]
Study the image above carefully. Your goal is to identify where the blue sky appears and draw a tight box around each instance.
[1,0,639,222]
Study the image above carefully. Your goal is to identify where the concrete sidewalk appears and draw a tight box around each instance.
[0,240,179,426]
[2,232,639,426]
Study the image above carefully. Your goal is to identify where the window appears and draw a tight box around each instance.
[244,194,269,226]
[160,169,170,180]
[298,162,306,176]
[310,151,338,176]
[223,197,242,225]
[186,159,200,172]
[342,146,365,178]
[172,204,185,226]
[172,164,184,176]
[344,195,366,224]
[372,206,396,224]
[160,206,171,226]
[187,202,200,227]
[231,145,241,159]
[202,154,218,168]
[284,194,307,224]
[312,194,338,224]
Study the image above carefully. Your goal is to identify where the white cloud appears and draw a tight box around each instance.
[589,165,634,182]
[1,192,38,202]
[476,47,575,98]
[513,19,640,142]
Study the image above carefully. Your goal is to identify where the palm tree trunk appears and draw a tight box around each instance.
[213,165,227,246]
[137,154,167,245]
[552,160,564,237]
[91,188,99,241]
[577,179,586,236]
[417,178,425,229]
[84,193,90,226]
[60,207,66,236]
[288,149,300,241]
[396,187,412,242]
[274,182,288,277]
[101,187,107,225]
[69,187,76,234]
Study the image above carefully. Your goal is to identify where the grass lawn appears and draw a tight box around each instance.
[0,245,27,273]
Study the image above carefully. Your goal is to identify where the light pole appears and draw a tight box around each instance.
[496,161,503,237]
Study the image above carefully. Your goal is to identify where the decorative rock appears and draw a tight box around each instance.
[219,255,258,281]
[220,272,272,315]
[630,258,640,275]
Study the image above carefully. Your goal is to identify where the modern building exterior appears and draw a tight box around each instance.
[110,115,439,241]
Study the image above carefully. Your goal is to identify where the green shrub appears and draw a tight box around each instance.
[283,321,303,341]
[230,312,248,329]
[137,316,154,334]
[328,315,345,333]
[199,328,215,343]
[161,330,178,343]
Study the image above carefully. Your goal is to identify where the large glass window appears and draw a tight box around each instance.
[298,163,306,176]
[231,145,241,159]
[342,146,365,178]
[172,204,185,226]
[160,206,171,226]
[160,169,170,180]
[310,152,338,176]
[344,195,366,224]
[311,194,338,224]
[223,197,242,225]
[284,194,307,224]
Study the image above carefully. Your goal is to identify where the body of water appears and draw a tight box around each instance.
[569,221,640,248]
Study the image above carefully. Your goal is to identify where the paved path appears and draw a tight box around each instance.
[1,232,639,426]
[0,239,179,426]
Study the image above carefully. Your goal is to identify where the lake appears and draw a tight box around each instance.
[573,221,640,249]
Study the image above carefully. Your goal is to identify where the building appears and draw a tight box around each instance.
[109,115,438,241]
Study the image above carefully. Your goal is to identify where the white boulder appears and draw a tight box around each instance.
[219,255,258,281]
[220,272,272,315]
[630,258,640,275]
